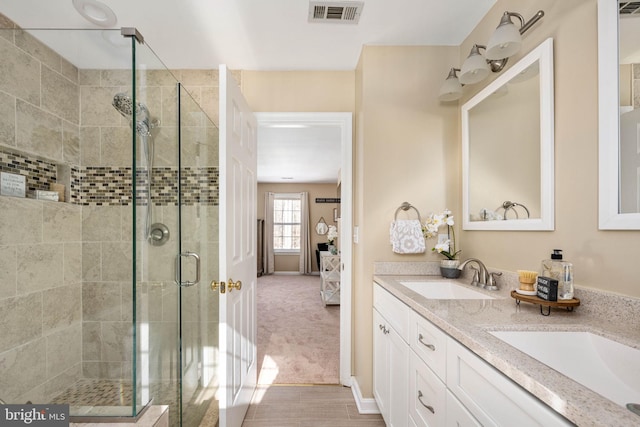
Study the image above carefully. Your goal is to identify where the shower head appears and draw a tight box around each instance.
[112,93,154,136]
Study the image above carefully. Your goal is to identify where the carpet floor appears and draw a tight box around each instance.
[256,274,340,385]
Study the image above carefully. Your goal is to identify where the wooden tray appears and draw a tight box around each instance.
[510,290,580,316]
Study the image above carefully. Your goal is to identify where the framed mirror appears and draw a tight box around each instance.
[598,0,640,229]
[462,38,555,231]
[315,217,329,235]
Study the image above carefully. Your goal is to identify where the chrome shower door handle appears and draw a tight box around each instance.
[175,251,201,287]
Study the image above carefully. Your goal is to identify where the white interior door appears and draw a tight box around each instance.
[218,65,258,427]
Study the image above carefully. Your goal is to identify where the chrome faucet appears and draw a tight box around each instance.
[457,258,502,291]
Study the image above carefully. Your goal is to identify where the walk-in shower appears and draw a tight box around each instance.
[0,20,220,427]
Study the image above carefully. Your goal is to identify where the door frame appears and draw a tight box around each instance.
[255,112,353,385]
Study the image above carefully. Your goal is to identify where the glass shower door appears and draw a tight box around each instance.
[133,41,220,426]
[176,83,220,426]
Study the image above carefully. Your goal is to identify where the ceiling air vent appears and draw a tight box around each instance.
[308,1,364,24]
[620,1,640,17]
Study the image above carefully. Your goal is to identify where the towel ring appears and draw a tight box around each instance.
[394,201,422,223]
[497,201,530,219]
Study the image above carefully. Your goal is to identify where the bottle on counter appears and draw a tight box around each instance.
[541,249,574,300]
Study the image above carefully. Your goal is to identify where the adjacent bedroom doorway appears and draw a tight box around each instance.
[255,112,353,386]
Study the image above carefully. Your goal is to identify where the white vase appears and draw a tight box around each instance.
[440,259,461,278]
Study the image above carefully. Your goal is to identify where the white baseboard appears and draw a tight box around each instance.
[350,377,380,414]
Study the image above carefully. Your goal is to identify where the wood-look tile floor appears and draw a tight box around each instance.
[241,385,385,427]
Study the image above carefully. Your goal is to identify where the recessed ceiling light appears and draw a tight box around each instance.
[72,0,117,27]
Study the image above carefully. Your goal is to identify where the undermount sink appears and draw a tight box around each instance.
[489,330,640,408]
[400,281,494,300]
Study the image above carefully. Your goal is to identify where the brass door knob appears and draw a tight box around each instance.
[210,280,225,293]
[228,278,242,291]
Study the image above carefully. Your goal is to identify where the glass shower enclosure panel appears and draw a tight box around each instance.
[176,83,220,426]
[132,38,182,424]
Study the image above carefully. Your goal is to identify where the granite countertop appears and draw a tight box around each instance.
[373,274,640,427]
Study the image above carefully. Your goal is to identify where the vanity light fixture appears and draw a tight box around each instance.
[459,45,491,84]
[438,9,544,101]
[438,68,464,101]
[486,10,545,60]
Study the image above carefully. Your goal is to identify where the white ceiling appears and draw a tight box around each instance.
[1,0,495,70]
[1,0,496,183]
[258,125,342,184]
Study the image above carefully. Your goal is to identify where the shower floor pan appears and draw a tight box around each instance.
[50,378,215,426]
[51,378,177,417]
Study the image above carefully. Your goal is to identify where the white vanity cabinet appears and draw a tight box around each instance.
[373,285,410,427]
[447,338,572,426]
[373,283,573,427]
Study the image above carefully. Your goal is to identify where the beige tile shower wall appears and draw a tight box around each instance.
[80,205,135,380]
[0,197,82,404]
[0,16,80,165]
[0,14,83,404]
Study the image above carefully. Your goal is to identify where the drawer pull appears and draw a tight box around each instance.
[418,391,435,414]
[379,324,390,334]
[418,333,436,351]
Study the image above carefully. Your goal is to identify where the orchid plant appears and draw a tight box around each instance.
[327,225,338,245]
[422,209,461,260]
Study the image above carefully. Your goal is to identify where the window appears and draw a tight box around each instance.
[273,195,301,253]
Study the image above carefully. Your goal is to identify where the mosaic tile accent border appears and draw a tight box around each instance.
[0,149,219,206]
[73,166,219,206]
[0,150,58,193]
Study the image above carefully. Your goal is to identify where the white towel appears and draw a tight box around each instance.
[389,219,426,254]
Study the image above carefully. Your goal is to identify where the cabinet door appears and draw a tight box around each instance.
[446,390,481,427]
[446,338,572,427]
[387,324,409,427]
[373,308,390,422]
[409,350,446,427]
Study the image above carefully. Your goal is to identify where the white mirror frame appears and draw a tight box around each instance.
[462,37,555,231]
[598,0,640,229]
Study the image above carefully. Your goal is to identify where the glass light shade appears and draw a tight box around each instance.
[486,22,522,60]
[439,75,463,101]
[459,52,490,84]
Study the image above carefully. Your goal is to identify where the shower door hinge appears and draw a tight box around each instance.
[121,27,144,44]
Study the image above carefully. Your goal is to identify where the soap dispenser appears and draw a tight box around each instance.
[541,249,574,300]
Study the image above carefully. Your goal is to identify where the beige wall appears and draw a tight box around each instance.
[257,182,340,272]
[457,0,640,298]
[353,45,460,396]
[241,71,355,112]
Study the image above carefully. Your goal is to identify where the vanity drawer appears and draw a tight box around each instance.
[410,310,447,381]
[409,349,446,427]
[374,283,410,342]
